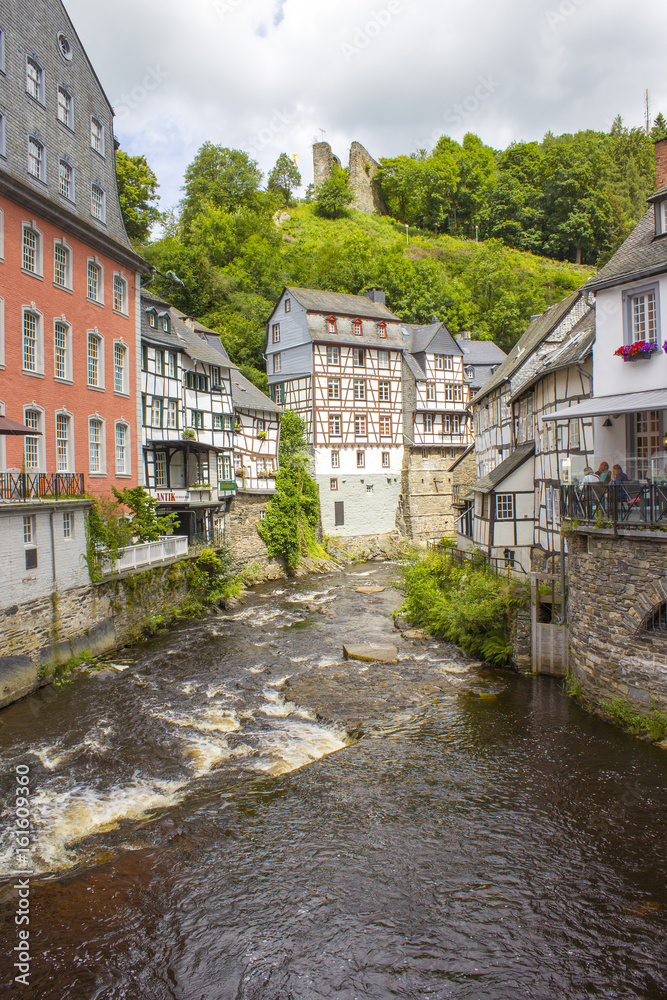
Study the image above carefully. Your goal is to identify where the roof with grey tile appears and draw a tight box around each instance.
[287,287,401,321]
[404,321,463,357]
[587,208,667,290]
[468,442,535,495]
[456,337,507,365]
[230,370,281,414]
[140,292,234,367]
[508,311,595,403]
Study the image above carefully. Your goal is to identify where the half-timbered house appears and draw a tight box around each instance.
[455,333,507,398]
[141,293,235,543]
[458,291,594,571]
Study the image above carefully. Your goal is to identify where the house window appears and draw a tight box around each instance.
[166,400,178,428]
[379,417,391,436]
[23,310,41,372]
[148,310,157,328]
[382,451,390,467]
[329,414,341,437]
[87,261,102,302]
[91,184,105,222]
[54,321,70,380]
[377,321,387,339]
[273,353,282,374]
[141,344,148,370]
[155,350,164,376]
[57,33,72,60]
[115,422,129,475]
[273,383,284,404]
[272,323,280,343]
[90,116,104,155]
[366,484,373,493]
[114,342,127,393]
[444,414,461,434]
[453,385,463,402]
[22,225,40,273]
[26,58,43,102]
[113,275,128,314]
[217,453,232,483]
[23,514,35,544]
[59,160,73,199]
[151,398,163,427]
[89,417,104,474]
[284,298,291,313]
[355,414,366,436]
[168,353,177,378]
[496,493,515,520]
[328,378,340,400]
[424,414,433,433]
[327,316,337,334]
[426,382,435,401]
[331,451,340,468]
[161,314,170,332]
[56,413,71,471]
[190,410,204,429]
[211,367,221,387]
[443,356,453,370]
[378,381,390,402]
[353,348,365,367]
[63,512,74,538]
[330,478,338,491]
[24,410,41,470]
[57,86,72,127]
[626,287,658,344]
[87,331,103,387]
[0,30,4,73]
[353,379,365,400]
[28,138,44,180]
[378,350,389,369]
[54,242,71,287]
[356,451,365,468]
[353,318,362,336]
[185,371,207,391]
[445,383,454,402]
[213,414,223,430]
[435,355,444,370]
[0,114,5,158]
[327,346,340,365]
[154,452,167,488]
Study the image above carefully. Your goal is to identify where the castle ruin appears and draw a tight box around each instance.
[312,140,387,215]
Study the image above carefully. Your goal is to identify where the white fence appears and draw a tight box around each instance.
[104,535,189,576]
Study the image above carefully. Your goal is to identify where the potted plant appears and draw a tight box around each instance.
[257,430,267,440]
[614,341,659,361]
[182,428,196,440]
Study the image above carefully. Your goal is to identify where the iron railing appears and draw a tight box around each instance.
[561,482,667,528]
[426,541,528,576]
[0,472,85,501]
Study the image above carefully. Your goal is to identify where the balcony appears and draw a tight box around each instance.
[0,472,85,502]
[561,483,667,529]
[102,534,189,576]
[452,484,471,506]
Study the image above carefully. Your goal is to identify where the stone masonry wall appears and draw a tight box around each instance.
[400,448,460,542]
[225,491,272,567]
[567,528,667,713]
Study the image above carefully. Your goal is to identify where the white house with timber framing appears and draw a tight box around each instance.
[458,291,595,572]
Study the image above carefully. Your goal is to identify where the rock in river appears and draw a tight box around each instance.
[355,586,386,595]
[343,644,398,663]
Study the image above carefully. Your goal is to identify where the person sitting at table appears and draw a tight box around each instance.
[580,467,600,484]
[596,461,611,483]
[612,464,629,483]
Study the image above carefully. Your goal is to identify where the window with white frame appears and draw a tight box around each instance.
[356,450,365,468]
[443,414,461,434]
[213,414,223,430]
[284,297,291,313]
[327,346,340,365]
[355,414,366,436]
[22,309,42,373]
[445,383,454,402]
[378,381,390,402]
[495,493,515,520]
[56,412,71,471]
[426,382,435,401]
[329,414,341,437]
[151,397,163,427]
[87,260,102,302]
[353,318,362,336]
[327,316,337,334]
[87,331,103,387]
[54,321,71,380]
[382,451,390,468]
[58,159,73,200]
[443,355,453,370]
[154,452,167,488]
[22,225,41,273]
[273,352,282,373]
[168,352,177,378]
[353,348,365,367]
[114,342,128,393]
[62,511,74,538]
[24,409,41,470]
[625,286,659,344]
[273,383,283,404]
[23,514,37,569]
[331,451,339,468]
[53,241,71,287]
[435,355,444,369]
[0,115,5,158]
[378,350,389,370]
[353,379,365,400]
[272,323,280,343]
[91,184,105,222]
[330,478,338,491]
[379,416,391,436]
[0,29,4,73]
[148,309,157,328]
[26,57,43,102]
[377,321,387,339]
[115,422,129,475]
[328,378,340,400]
[166,400,178,428]
[424,413,433,432]
[57,86,72,128]
[189,410,204,429]
[28,137,44,180]
[90,116,104,155]
[210,367,221,387]
[88,417,105,474]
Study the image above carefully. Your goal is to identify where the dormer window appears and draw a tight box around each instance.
[377,321,387,339]
[147,309,157,328]
[656,199,667,236]
[161,313,170,332]
[327,316,337,335]
[353,318,362,336]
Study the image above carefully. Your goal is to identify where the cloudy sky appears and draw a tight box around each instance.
[64,0,667,210]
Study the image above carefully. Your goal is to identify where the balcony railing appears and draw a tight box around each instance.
[561,483,667,529]
[0,472,85,502]
[452,484,470,506]
[102,534,189,576]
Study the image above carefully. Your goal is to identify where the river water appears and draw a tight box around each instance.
[1,561,666,1000]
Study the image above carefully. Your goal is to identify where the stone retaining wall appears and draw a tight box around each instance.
[567,528,667,713]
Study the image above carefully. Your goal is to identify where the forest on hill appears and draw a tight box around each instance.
[119,115,663,390]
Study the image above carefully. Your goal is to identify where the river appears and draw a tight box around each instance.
[1,561,666,999]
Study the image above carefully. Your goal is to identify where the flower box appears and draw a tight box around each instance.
[614,341,659,361]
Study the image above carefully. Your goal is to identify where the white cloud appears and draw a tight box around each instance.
[64,0,667,208]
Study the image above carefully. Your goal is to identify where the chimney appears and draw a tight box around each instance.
[364,287,386,305]
[655,137,667,190]
[457,330,471,341]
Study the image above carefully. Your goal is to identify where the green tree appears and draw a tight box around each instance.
[268,152,302,206]
[181,143,263,230]
[315,166,354,219]
[112,486,178,541]
[651,113,667,142]
[115,150,162,244]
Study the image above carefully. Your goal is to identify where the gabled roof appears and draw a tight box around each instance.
[230,369,281,414]
[508,311,595,403]
[286,286,400,321]
[403,351,427,381]
[468,442,535,495]
[456,337,507,365]
[587,208,667,291]
[472,291,584,405]
[404,321,463,357]
[140,291,233,367]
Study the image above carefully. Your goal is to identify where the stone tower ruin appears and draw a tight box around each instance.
[312,140,386,216]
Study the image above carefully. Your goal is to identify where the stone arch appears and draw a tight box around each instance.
[629,577,667,635]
